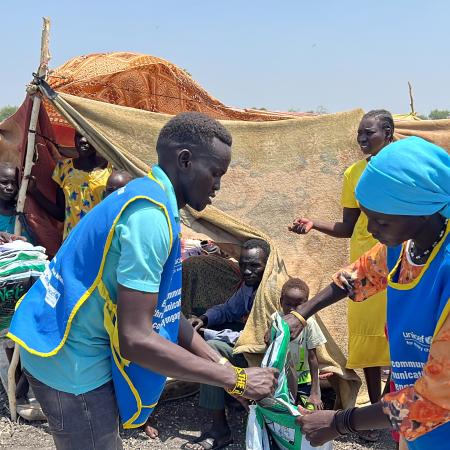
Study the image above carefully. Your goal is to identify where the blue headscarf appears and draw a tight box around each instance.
[355,136,450,218]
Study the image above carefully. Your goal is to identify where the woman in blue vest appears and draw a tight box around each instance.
[285,137,450,449]
[8,112,279,450]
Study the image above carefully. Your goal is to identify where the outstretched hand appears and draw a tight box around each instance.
[288,217,314,235]
[296,407,339,447]
[188,316,205,331]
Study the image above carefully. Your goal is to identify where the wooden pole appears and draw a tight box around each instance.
[408,81,415,116]
[8,17,51,422]
[14,17,51,235]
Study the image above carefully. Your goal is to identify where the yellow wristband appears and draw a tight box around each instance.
[226,366,248,396]
[290,310,307,328]
[218,357,229,366]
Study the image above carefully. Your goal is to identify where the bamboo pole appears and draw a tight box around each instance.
[8,17,51,422]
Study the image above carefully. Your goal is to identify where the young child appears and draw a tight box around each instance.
[0,162,44,419]
[0,162,32,241]
[280,277,327,410]
[29,131,111,239]
[103,169,133,198]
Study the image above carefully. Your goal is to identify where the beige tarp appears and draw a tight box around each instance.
[46,91,365,406]
[395,118,450,150]
[47,92,363,287]
[47,91,366,345]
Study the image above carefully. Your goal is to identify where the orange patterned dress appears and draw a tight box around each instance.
[332,239,450,441]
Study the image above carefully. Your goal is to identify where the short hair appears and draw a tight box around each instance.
[0,162,18,171]
[362,109,394,142]
[156,112,232,154]
[242,239,270,261]
[0,162,19,180]
[109,169,133,179]
[281,277,310,300]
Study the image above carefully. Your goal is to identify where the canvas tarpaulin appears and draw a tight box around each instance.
[42,89,365,407]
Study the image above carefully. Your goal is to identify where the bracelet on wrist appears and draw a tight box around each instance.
[333,410,347,436]
[226,366,248,396]
[345,407,358,433]
[334,408,358,435]
[289,310,307,328]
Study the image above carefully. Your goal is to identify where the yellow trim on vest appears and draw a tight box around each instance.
[99,281,160,428]
[7,187,174,356]
[387,222,450,291]
[13,293,26,311]
[433,297,450,339]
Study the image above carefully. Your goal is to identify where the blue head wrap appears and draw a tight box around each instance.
[355,136,450,218]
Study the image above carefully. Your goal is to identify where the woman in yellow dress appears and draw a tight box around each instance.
[29,131,112,240]
[290,110,394,440]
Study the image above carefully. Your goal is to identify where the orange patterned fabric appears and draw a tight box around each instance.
[332,242,450,440]
[45,52,296,128]
[332,243,422,303]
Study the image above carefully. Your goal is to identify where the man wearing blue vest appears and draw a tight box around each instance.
[8,112,278,450]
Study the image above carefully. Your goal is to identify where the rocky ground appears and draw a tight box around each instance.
[0,391,396,450]
[0,301,397,449]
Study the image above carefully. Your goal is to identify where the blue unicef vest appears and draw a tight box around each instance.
[8,174,182,429]
[387,222,450,449]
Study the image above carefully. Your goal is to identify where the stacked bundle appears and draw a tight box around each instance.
[0,241,49,333]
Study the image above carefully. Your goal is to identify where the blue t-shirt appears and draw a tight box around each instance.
[21,166,178,394]
[0,213,33,243]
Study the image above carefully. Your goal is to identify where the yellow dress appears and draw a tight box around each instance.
[341,159,390,368]
[52,159,112,239]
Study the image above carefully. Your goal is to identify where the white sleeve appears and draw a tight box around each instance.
[305,317,327,350]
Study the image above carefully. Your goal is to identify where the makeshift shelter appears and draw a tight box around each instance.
[2,51,450,409]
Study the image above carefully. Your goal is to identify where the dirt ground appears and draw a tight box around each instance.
[0,392,396,450]
[0,295,393,449]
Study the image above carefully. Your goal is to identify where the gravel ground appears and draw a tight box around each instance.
[0,303,396,449]
[0,390,396,450]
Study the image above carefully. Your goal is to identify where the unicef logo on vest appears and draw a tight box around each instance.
[403,331,432,352]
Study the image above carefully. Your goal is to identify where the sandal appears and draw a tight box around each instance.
[182,432,233,450]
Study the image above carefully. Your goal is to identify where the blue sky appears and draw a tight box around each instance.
[2,1,449,114]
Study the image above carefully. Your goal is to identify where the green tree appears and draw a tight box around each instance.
[0,105,18,122]
[315,105,328,115]
[428,109,450,120]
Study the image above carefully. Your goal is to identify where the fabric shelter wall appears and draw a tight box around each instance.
[0,96,63,256]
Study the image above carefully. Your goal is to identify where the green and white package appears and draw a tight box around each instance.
[246,312,332,450]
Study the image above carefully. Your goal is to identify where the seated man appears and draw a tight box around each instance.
[187,238,270,450]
